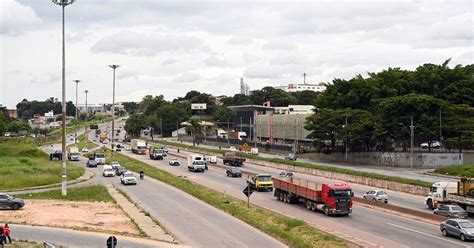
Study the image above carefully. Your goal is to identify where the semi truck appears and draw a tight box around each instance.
[131,139,147,154]
[149,146,164,160]
[187,154,206,172]
[247,174,274,192]
[67,147,80,161]
[205,155,217,164]
[425,178,474,212]
[223,152,246,166]
[273,177,353,216]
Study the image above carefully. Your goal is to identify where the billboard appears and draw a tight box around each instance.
[191,103,207,110]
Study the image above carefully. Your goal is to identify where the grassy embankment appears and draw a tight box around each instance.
[83,149,347,248]
[152,139,433,188]
[434,164,474,178]
[67,131,98,151]
[44,115,112,145]
[0,138,84,190]
[16,185,114,203]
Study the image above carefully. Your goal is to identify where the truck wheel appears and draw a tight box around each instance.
[324,206,330,216]
[306,201,312,210]
[427,199,434,210]
[278,192,283,201]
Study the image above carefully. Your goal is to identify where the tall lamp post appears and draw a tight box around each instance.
[109,65,119,153]
[73,79,80,144]
[52,0,75,196]
[84,89,89,131]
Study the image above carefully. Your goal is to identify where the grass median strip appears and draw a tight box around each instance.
[67,132,98,151]
[16,185,115,203]
[0,138,84,191]
[154,139,432,189]
[434,164,474,178]
[92,149,347,248]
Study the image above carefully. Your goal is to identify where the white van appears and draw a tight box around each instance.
[102,165,115,177]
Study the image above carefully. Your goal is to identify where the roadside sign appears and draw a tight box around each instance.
[243,185,254,198]
[107,236,117,248]
[241,143,250,152]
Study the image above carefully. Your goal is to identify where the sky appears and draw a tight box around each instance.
[0,0,472,109]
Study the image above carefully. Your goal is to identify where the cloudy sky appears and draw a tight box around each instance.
[0,0,472,108]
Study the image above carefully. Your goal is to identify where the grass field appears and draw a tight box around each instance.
[16,185,115,202]
[67,131,98,151]
[91,149,347,248]
[153,139,433,189]
[0,138,84,190]
[434,164,474,178]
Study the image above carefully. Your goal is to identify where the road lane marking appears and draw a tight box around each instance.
[386,222,472,248]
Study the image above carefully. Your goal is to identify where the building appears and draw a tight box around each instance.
[275,83,326,93]
[273,105,314,115]
[76,104,105,113]
[240,78,250,96]
[228,105,274,142]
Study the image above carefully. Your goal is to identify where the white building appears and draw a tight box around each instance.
[273,105,314,115]
[275,83,326,93]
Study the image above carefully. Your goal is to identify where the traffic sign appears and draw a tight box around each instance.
[242,185,254,198]
[241,143,250,152]
[107,236,117,248]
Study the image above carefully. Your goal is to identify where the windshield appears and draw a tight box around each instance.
[194,161,205,165]
[231,168,240,173]
[460,222,474,228]
[96,154,105,158]
[124,173,134,177]
[331,189,352,197]
[105,169,113,172]
[258,176,272,182]
[452,206,465,211]
[138,146,147,150]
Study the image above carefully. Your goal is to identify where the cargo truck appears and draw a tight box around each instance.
[425,178,474,213]
[99,132,107,143]
[223,152,245,166]
[187,154,206,172]
[67,147,80,161]
[247,174,273,191]
[131,139,147,155]
[273,177,353,216]
[149,146,164,160]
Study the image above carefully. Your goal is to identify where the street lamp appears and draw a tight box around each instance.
[109,65,119,152]
[52,0,75,197]
[73,79,80,144]
[84,89,89,131]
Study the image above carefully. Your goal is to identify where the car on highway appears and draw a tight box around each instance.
[121,171,137,185]
[279,171,294,177]
[363,190,389,203]
[115,166,127,176]
[421,140,441,149]
[440,219,474,241]
[226,167,242,177]
[115,146,122,152]
[434,204,468,218]
[228,146,237,152]
[111,162,121,170]
[86,159,97,168]
[0,193,25,210]
[169,158,180,166]
[102,165,115,177]
[125,146,131,151]
[284,153,297,161]
[95,152,106,165]
[82,147,89,153]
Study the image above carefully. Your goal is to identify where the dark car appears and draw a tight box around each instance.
[440,219,474,241]
[279,171,294,177]
[434,204,468,218]
[115,166,127,176]
[226,167,242,177]
[49,151,62,161]
[86,159,98,168]
[0,193,25,210]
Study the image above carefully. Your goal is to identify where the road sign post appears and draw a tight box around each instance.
[242,183,254,208]
[107,236,117,248]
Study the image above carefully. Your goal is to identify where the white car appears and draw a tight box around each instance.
[102,165,115,177]
[421,141,441,149]
[363,190,389,203]
[125,146,131,151]
[81,147,89,153]
[121,171,137,185]
[229,146,237,152]
[111,162,121,170]
[169,158,180,166]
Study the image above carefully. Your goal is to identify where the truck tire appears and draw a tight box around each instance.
[278,192,284,201]
[306,201,312,210]
[427,199,434,210]
[324,206,330,216]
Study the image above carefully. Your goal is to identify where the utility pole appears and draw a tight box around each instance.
[345,115,348,162]
[294,119,298,153]
[52,0,75,197]
[73,79,80,144]
[240,117,243,132]
[410,116,414,168]
[84,89,88,132]
[227,121,230,145]
[303,73,306,84]
[109,65,120,153]
[439,106,443,145]
[249,117,252,144]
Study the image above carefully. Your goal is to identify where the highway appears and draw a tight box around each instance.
[115,143,471,248]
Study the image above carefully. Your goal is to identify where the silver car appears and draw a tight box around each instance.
[440,219,474,241]
[434,205,468,218]
[363,190,388,203]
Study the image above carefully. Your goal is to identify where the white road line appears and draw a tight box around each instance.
[387,222,472,248]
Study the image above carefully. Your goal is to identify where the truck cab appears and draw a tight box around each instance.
[149,147,164,160]
[67,147,80,161]
[187,155,206,172]
[247,174,273,192]
[425,181,457,209]
[321,184,353,215]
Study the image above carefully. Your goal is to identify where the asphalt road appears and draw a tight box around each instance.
[117,145,472,248]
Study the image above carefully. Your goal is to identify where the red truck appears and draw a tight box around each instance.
[273,177,353,216]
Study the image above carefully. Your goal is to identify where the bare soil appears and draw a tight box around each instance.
[0,200,138,235]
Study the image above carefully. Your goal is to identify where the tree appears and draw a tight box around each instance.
[123,102,139,114]
[212,105,235,122]
[186,117,203,146]
[443,104,474,152]
[159,104,188,137]
[125,113,147,137]
[0,112,7,135]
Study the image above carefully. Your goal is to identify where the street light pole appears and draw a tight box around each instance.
[410,116,414,168]
[73,79,80,144]
[109,65,119,153]
[53,0,74,197]
[84,89,89,131]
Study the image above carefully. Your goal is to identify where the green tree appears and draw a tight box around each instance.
[124,113,148,137]
[186,117,203,146]
[212,105,235,122]
[443,104,474,152]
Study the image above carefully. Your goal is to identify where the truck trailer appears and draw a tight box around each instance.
[273,177,353,216]
[223,152,245,166]
[131,139,147,155]
[187,154,206,172]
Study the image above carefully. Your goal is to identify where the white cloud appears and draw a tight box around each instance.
[204,56,228,67]
[173,72,200,83]
[0,0,41,35]
[262,40,296,50]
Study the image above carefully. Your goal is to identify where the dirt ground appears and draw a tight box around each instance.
[0,200,138,235]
